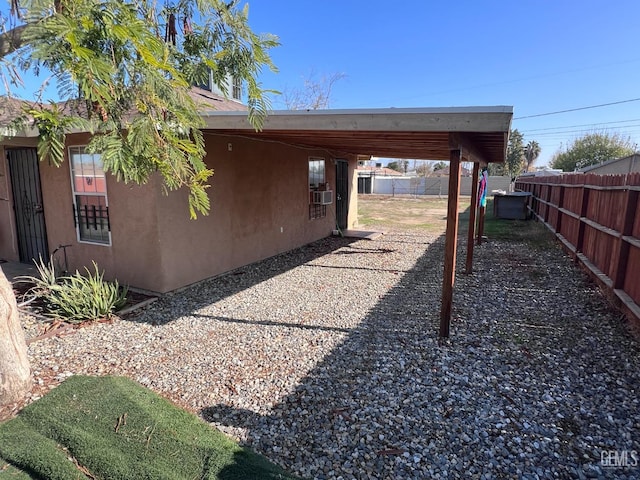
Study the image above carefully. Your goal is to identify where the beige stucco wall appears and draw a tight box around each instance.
[152,134,346,292]
[347,157,359,229]
[1,133,358,293]
[34,133,165,290]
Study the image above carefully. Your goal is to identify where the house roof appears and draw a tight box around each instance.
[0,96,31,125]
[357,166,404,176]
[0,87,245,135]
[201,106,513,164]
[2,96,512,163]
[188,87,247,112]
[578,153,640,173]
[432,165,474,177]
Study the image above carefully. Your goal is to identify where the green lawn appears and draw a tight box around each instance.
[480,198,554,250]
[0,376,299,480]
[357,195,552,249]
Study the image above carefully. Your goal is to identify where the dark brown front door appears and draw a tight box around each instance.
[336,160,349,230]
[7,148,49,263]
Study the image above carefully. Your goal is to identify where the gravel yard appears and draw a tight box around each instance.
[20,215,640,479]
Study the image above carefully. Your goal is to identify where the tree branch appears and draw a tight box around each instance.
[0,24,28,59]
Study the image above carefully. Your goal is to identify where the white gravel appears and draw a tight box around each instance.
[23,227,640,479]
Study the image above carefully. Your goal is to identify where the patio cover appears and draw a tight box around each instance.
[201,106,512,164]
[202,106,514,338]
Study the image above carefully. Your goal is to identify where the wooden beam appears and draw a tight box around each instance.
[465,162,480,274]
[448,132,489,164]
[439,150,462,338]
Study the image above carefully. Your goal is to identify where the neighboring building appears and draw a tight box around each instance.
[578,154,640,175]
[1,99,511,293]
[518,167,564,177]
[431,165,473,177]
[356,165,403,193]
[357,165,403,177]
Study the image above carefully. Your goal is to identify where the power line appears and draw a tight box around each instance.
[531,126,640,138]
[520,118,640,133]
[514,98,640,120]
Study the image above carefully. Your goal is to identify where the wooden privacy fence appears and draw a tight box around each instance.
[515,173,640,323]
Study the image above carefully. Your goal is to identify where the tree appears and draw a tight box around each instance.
[524,140,541,172]
[415,162,433,177]
[504,129,525,180]
[387,160,402,172]
[282,71,345,110]
[0,0,278,406]
[433,161,446,171]
[550,132,636,172]
[1,0,278,218]
[0,270,31,405]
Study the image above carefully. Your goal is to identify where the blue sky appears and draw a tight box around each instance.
[246,0,640,166]
[4,0,640,167]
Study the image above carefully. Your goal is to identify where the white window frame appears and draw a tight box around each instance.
[308,157,325,190]
[68,146,111,246]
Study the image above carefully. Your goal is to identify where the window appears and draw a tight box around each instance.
[232,77,242,101]
[69,147,110,245]
[309,158,325,188]
[309,157,326,219]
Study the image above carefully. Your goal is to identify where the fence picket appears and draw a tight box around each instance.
[516,174,640,324]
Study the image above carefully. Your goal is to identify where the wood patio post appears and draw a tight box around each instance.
[439,150,462,338]
[465,162,480,274]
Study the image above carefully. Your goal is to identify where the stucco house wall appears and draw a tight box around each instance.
[1,132,357,293]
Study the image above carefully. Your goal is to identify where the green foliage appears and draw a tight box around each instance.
[2,0,279,218]
[524,140,541,172]
[387,161,401,172]
[15,255,60,305]
[0,375,300,479]
[550,132,636,172]
[45,263,128,323]
[505,129,525,180]
[433,161,446,171]
[19,259,127,323]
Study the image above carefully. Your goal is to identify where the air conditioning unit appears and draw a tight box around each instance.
[312,190,334,205]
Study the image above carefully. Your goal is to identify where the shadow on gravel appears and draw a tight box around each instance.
[200,225,640,479]
[201,232,451,479]
[190,314,354,334]
[125,236,359,325]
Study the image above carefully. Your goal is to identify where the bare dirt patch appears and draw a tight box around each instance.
[358,194,471,231]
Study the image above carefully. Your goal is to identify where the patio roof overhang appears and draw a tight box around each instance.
[202,105,513,339]
[201,106,513,164]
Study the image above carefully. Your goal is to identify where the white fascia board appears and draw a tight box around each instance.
[201,106,513,133]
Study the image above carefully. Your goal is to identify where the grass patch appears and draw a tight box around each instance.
[357,195,553,249]
[481,199,555,250]
[0,376,299,480]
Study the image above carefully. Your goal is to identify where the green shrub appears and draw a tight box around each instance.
[19,259,128,323]
[15,255,59,302]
